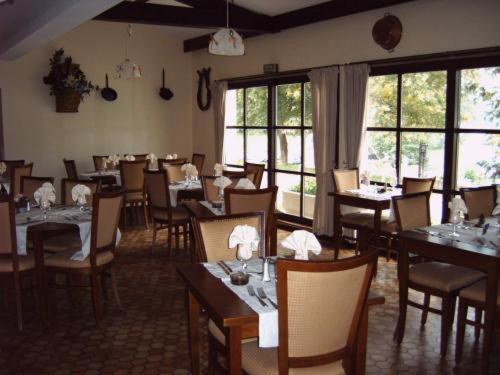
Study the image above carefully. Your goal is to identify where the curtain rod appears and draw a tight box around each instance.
[219,46,500,84]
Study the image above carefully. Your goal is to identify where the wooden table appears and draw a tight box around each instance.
[396,230,499,374]
[176,263,385,375]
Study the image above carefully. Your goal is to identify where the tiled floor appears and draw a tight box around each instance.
[0,228,498,374]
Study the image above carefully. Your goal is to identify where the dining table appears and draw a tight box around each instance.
[176,262,385,375]
[396,218,499,374]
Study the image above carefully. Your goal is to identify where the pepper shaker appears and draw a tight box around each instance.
[262,257,271,282]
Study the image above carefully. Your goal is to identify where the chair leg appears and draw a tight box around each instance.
[421,293,430,326]
[13,274,23,331]
[90,273,102,324]
[109,267,123,311]
[151,222,157,254]
[440,295,453,357]
[183,223,188,252]
[142,201,149,229]
[455,299,467,364]
[167,225,173,259]
[207,334,217,375]
[101,274,108,301]
[386,237,392,261]
[175,225,180,252]
[474,307,482,340]
[121,204,127,228]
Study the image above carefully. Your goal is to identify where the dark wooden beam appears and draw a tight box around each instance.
[95,2,273,34]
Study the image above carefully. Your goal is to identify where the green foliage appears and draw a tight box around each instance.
[290,178,317,195]
[464,169,481,183]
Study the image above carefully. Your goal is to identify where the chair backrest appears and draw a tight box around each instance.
[332,169,359,192]
[223,170,256,182]
[158,158,188,170]
[201,176,220,202]
[460,185,496,220]
[0,160,24,180]
[61,179,100,206]
[192,212,266,262]
[119,160,148,194]
[10,163,33,196]
[89,191,123,266]
[20,176,54,202]
[191,153,205,174]
[92,155,112,171]
[63,159,78,180]
[224,186,278,255]
[132,154,148,161]
[144,169,172,215]
[164,164,185,183]
[276,250,377,373]
[402,177,435,195]
[244,162,265,188]
[392,192,431,232]
[0,196,18,262]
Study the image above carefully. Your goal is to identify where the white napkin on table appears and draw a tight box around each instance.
[214,163,224,176]
[71,184,92,205]
[124,155,135,161]
[107,154,120,167]
[146,153,157,163]
[0,162,6,175]
[281,230,322,260]
[181,163,198,177]
[34,182,56,205]
[448,196,468,216]
[213,176,232,189]
[165,153,179,160]
[235,178,256,190]
[229,225,260,259]
[492,194,500,216]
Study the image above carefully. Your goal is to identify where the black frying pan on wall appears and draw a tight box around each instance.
[101,74,117,101]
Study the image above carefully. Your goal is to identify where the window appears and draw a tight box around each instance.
[224,80,315,223]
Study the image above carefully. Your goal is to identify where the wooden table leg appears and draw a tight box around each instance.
[333,199,341,260]
[187,289,201,375]
[32,230,49,327]
[481,265,498,374]
[394,239,409,343]
[227,325,242,375]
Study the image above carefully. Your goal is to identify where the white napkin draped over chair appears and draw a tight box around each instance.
[229,225,260,259]
[0,162,6,175]
[71,184,92,205]
[281,230,322,260]
[235,178,256,190]
[34,182,56,205]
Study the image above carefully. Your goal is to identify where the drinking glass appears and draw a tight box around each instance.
[236,244,253,273]
[40,200,50,220]
[448,211,461,237]
[389,175,397,190]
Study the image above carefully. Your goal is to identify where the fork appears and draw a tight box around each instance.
[247,285,267,307]
[257,287,278,309]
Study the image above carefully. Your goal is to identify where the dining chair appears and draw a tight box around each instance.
[0,195,36,331]
[20,176,55,202]
[61,178,100,207]
[119,160,149,228]
[44,191,123,324]
[9,163,33,196]
[455,277,500,363]
[164,164,185,183]
[92,155,112,171]
[0,160,24,180]
[191,153,205,174]
[158,158,188,170]
[223,169,255,181]
[402,176,436,194]
[244,162,265,188]
[459,185,496,220]
[241,249,378,374]
[393,192,485,356]
[224,186,278,256]
[201,176,220,202]
[63,159,78,180]
[144,169,190,258]
[132,154,148,161]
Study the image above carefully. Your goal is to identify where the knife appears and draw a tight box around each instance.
[482,223,490,235]
[220,260,233,273]
[217,262,230,275]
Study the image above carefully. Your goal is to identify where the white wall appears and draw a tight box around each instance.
[0,20,193,189]
[191,0,500,168]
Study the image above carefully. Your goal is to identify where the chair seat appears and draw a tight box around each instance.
[152,206,189,223]
[0,254,35,272]
[43,233,82,253]
[409,262,485,292]
[459,278,500,305]
[340,212,375,228]
[242,340,345,375]
[208,319,256,345]
[125,191,145,201]
[380,220,397,234]
[45,249,114,269]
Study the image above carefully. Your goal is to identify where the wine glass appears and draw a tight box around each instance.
[76,196,86,211]
[389,175,397,191]
[448,211,461,237]
[40,200,50,220]
[236,244,253,273]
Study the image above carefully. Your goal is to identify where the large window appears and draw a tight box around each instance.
[224,80,315,222]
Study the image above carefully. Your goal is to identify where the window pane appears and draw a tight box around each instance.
[459,67,500,130]
[304,129,315,173]
[275,129,301,172]
[302,176,316,219]
[225,89,244,126]
[260,171,268,189]
[276,173,301,216]
[246,129,268,167]
[246,86,268,127]
[400,132,445,189]
[277,83,302,127]
[456,133,499,187]
[430,193,443,225]
[304,82,312,127]
[224,129,244,166]
[402,71,446,128]
[366,75,397,128]
[360,131,396,183]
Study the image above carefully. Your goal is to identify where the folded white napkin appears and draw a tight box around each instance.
[360,170,370,184]
[493,194,500,216]
[107,154,121,166]
[213,176,232,189]
[146,153,157,163]
[71,184,92,205]
[34,182,56,205]
[448,196,468,215]
[165,154,173,160]
[281,230,322,260]
[214,163,224,176]
[229,225,260,259]
[181,163,198,177]
[235,178,256,190]
[124,155,135,161]
[0,162,6,175]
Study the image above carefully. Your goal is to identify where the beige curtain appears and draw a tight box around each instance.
[212,80,228,163]
[308,67,339,236]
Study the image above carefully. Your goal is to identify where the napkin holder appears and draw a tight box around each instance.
[230,271,250,285]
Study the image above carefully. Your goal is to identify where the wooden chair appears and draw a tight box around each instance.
[0,196,36,331]
[164,164,185,183]
[191,153,205,174]
[241,249,378,374]
[9,163,33,196]
[201,176,220,202]
[223,169,255,181]
[63,159,78,180]
[132,154,148,161]
[402,176,436,194]
[224,186,278,256]
[60,179,100,207]
[244,162,265,188]
[393,192,485,356]
[158,158,187,170]
[20,176,54,202]
[144,169,190,258]
[92,155,113,171]
[44,191,123,324]
[119,160,149,228]
[460,185,496,220]
[0,160,24,180]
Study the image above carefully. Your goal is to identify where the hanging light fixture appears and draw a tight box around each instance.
[116,24,141,79]
[208,0,244,56]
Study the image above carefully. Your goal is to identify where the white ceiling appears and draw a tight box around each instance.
[235,0,328,16]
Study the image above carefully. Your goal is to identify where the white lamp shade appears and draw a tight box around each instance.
[208,28,244,56]
[116,58,142,79]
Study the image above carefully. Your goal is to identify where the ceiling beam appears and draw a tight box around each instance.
[94,1,273,34]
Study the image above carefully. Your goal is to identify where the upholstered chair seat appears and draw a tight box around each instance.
[151,206,189,222]
[45,250,114,269]
[0,254,35,272]
[410,262,484,292]
[459,278,500,305]
[43,234,82,253]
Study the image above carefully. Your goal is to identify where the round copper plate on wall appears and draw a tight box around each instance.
[372,13,402,52]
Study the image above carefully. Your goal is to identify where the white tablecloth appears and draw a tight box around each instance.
[204,259,278,347]
[199,200,225,215]
[169,181,202,207]
[80,170,121,186]
[1,182,9,194]
[346,187,402,221]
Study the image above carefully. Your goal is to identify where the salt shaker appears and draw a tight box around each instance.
[26,201,31,212]
[262,257,271,282]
